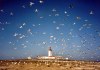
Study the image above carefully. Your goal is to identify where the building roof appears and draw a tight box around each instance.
[48,47,52,51]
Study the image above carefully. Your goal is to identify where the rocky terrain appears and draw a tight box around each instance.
[0,59,100,70]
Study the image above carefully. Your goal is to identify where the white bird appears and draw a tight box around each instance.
[30,2,34,6]
[35,9,38,12]
[90,11,94,15]
[39,0,44,3]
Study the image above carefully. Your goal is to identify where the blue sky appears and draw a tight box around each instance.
[0,0,100,61]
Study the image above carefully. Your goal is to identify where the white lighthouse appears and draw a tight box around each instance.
[48,47,52,57]
[37,47,67,60]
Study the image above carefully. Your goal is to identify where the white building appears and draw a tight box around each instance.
[48,47,52,57]
[37,47,68,60]
[27,56,32,59]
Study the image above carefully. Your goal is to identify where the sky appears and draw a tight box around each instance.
[0,0,100,61]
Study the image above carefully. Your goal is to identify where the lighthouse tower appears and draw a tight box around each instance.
[48,47,52,57]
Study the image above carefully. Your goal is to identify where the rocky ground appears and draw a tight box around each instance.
[0,59,100,70]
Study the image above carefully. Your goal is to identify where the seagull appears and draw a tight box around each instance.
[30,2,34,6]
[90,11,94,15]
[39,0,44,4]
[10,12,13,16]
[35,9,38,12]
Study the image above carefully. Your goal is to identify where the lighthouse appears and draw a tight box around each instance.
[48,47,52,57]
[37,47,67,60]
